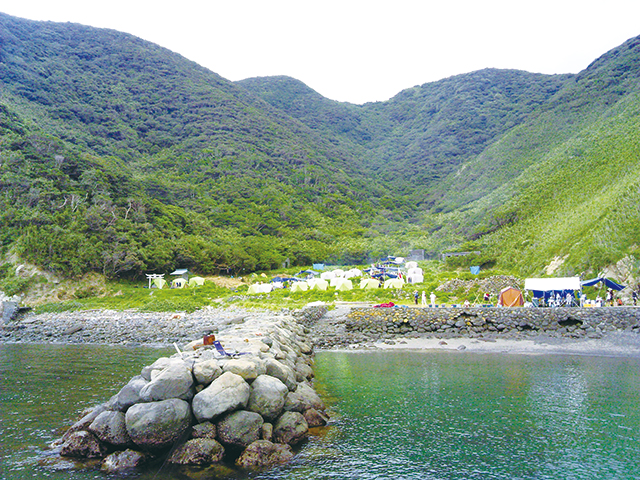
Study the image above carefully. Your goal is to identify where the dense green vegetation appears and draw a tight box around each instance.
[2,11,640,300]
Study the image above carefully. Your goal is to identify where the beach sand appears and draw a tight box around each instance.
[368,332,640,357]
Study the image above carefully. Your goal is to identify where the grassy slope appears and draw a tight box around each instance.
[443,36,640,275]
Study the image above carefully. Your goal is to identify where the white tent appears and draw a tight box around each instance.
[407,274,424,284]
[188,276,205,287]
[290,282,308,292]
[332,269,345,278]
[408,267,423,276]
[309,279,328,291]
[247,283,274,295]
[334,279,353,291]
[524,277,581,292]
[360,278,380,290]
[344,268,362,278]
[384,278,405,289]
[405,261,418,269]
[320,271,336,281]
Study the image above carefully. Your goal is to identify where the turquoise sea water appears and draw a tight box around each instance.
[1,345,639,479]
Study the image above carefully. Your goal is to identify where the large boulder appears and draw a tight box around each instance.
[273,411,308,445]
[140,357,172,381]
[110,375,148,411]
[247,375,288,421]
[216,410,264,447]
[303,408,330,428]
[264,358,297,391]
[88,411,132,447]
[168,438,225,465]
[125,398,191,451]
[191,421,217,440]
[294,362,314,382]
[62,403,110,440]
[192,372,250,423]
[139,361,194,402]
[60,430,107,458]
[284,383,325,413]
[235,440,293,468]
[101,449,147,472]
[222,358,266,383]
[193,358,222,386]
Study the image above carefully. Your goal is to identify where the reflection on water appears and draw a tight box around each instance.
[1,345,639,479]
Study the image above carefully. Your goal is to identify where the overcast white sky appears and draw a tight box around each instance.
[1,1,639,104]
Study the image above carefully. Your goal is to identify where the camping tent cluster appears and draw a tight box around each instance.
[246,263,412,295]
[146,269,206,289]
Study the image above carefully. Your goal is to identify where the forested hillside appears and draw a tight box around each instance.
[0,13,391,279]
[2,11,640,283]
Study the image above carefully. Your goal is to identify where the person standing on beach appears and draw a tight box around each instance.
[413,291,419,305]
[421,291,427,307]
[430,291,436,307]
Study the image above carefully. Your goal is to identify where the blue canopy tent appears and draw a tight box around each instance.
[524,277,582,306]
[294,270,320,278]
[581,278,626,291]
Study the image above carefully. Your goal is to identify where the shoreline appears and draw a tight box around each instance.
[322,332,640,358]
[2,305,640,359]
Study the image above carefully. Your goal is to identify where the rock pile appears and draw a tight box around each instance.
[436,275,522,295]
[308,306,640,348]
[53,314,329,472]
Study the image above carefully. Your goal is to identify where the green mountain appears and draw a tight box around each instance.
[2,11,640,283]
[0,13,387,278]
[241,70,570,204]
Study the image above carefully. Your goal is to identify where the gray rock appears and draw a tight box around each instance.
[60,430,107,458]
[191,421,217,440]
[168,438,225,465]
[2,301,18,323]
[111,376,148,411]
[89,411,132,447]
[247,375,288,421]
[193,359,222,386]
[222,358,266,383]
[217,410,264,447]
[264,358,297,391]
[273,411,308,445]
[139,361,194,402]
[140,357,172,381]
[294,363,314,382]
[125,398,191,451]
[63,404,110,440]
[235,440,293,468]
[303,408,330,427]
[192,372,251,423]
[261,422,273,441]
[284,383,325,413]
[101,449,147,472]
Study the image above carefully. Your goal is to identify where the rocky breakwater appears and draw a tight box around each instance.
[52,314,329,473]
[312,306,640,348]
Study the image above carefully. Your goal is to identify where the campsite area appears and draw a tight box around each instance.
[11,256,636,316]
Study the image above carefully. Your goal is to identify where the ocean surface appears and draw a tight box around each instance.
[1,344,639,479]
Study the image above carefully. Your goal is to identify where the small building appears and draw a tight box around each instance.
[171,269,189,282]
[407,249,425,261]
